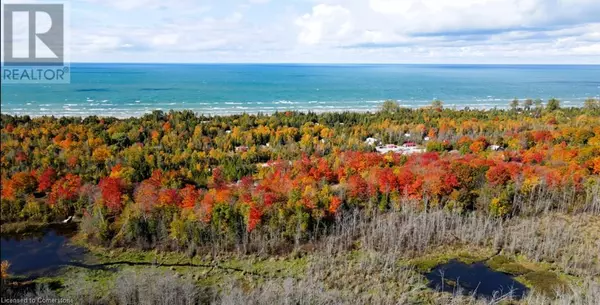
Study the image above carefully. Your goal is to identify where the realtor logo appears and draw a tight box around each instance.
[2,2,70,83]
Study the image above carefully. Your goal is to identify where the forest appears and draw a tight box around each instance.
[1,99,600,304]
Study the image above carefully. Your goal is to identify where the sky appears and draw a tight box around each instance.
[3,0,600,63]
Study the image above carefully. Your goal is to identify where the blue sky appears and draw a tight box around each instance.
[6,0,600,63]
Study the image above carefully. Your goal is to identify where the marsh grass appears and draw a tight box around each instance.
[4,207,599,304]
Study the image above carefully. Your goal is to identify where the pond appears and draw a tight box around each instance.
[425,259,529,300]
[1,223,88,278]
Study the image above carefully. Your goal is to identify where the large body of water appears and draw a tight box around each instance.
[1,64,599,118]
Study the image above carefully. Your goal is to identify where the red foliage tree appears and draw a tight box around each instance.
[347,174,368,200]
[469,139,487,154]
[593,157,600,175]
[486,163,512,186]
[199,191,216,222]
[262,191,278,207]
[329,196,342,214]
[210,167,226,189]
[441,172,459,194]
[37,167,57,193]
[532,130,553,143]
[376,168,397,194]
[523,150,545,164]
[309,158,335,182]
[158,188,182,206]
[99,177,124,212]
[149,170,164,186]
[134,179,159,212]
[247,203,262,232]
[397,168,416,195]
[10,171,37,194]
[1,177,15,200]
[48,174,82,206]
[180,184,198,209]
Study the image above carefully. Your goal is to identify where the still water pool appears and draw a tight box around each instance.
[425,259,529,299]
[1,223,87,278]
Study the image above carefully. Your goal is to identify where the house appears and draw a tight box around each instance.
[376,144,400,154]
[402,147,426,155]
[376,144,425,155]
[235,146,249,152]
[489,145,504,151]
[260,160,293,168]
[364,137,379,146]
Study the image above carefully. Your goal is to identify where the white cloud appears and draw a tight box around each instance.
[295,4,353,45]
[85,0,165,11]
[75,34,124,53]
[284,0,600,63]
[151,34,179,47]
[367,0,600,33]
[572,44,600,55]
[58,0,600,63]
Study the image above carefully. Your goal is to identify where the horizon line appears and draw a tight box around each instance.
[68,62,600,65]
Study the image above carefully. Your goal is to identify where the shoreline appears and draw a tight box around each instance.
[0,104,593,120]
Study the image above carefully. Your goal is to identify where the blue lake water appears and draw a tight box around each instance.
[1,64,599,117]
[0,224,86,278]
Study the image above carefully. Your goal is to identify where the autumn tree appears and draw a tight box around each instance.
[158,188,181,207]
[11,172,37,195]
[134,179,159,212]
[180,184,198,209]
[486,164,512,186]
[0,260,9,280]
[99,177,124,212]
[37,167,57,193]
[48,174,82,212]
